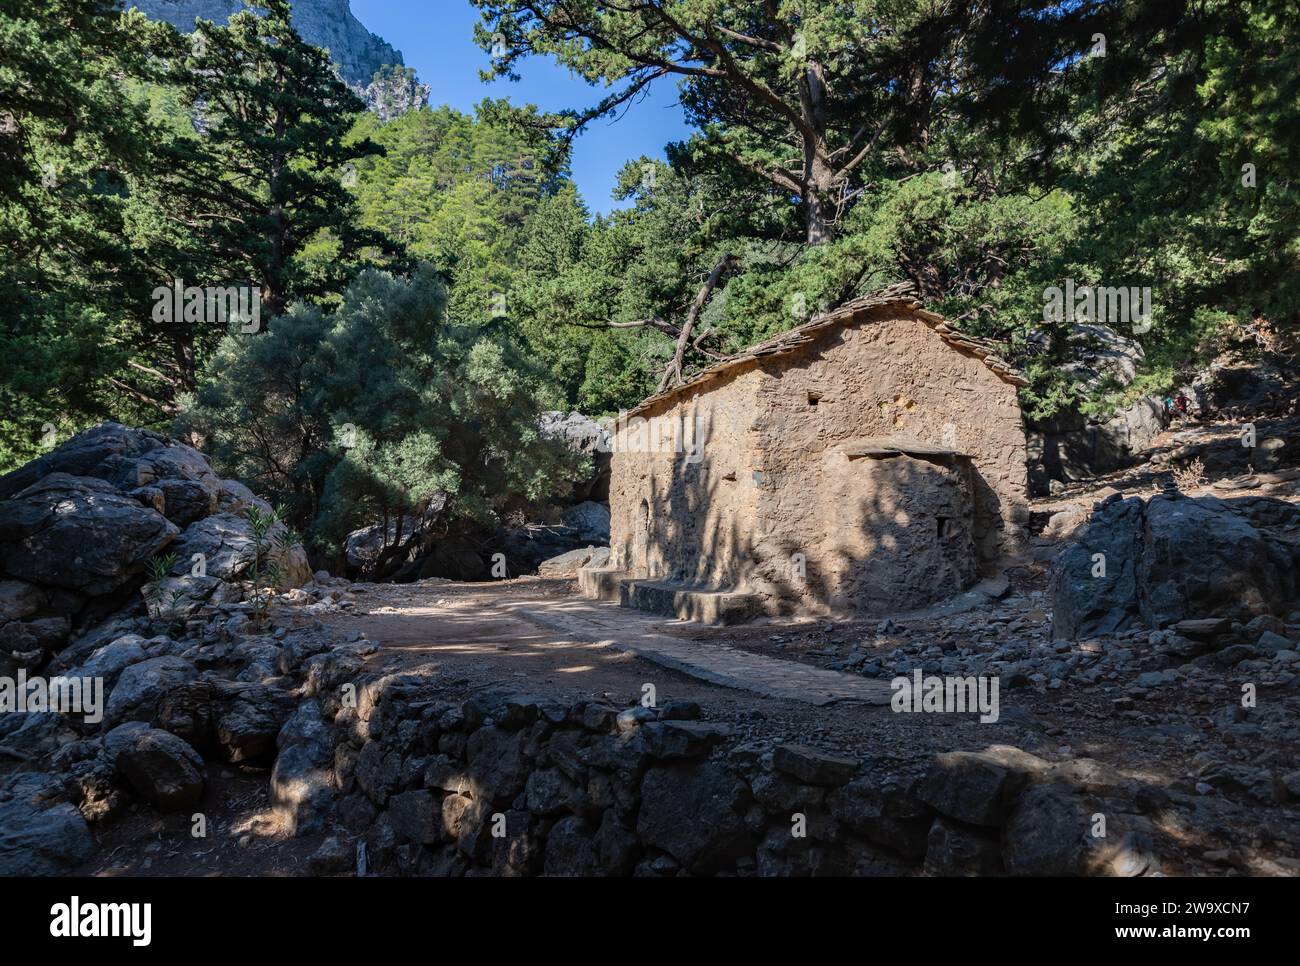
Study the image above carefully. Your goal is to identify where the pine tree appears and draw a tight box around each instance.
[165,0,393,320]
[0,0,169,467]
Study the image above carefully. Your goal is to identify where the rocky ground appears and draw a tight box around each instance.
[2,415,1298,877]
[18,563,1289,877]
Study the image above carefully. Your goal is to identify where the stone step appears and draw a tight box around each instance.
[578,567,757,625]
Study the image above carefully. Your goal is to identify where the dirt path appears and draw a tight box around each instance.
[79,572,1299,876]
[320,577,1133,764]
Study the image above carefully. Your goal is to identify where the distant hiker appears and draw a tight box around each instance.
[1175,393,1189,415]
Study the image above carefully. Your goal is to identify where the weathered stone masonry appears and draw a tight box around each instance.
[323,682,1169,877]
[586,286,1030,620]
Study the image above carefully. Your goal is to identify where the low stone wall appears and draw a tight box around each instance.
[296,680,1166,877]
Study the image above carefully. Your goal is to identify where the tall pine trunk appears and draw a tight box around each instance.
[801,60,834,245]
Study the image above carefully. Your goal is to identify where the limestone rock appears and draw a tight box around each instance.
[540,411,612,502]
[171,512,305,588]
[388,790,443,845]
[1049,496,1145,639]
[560,501,611,544]
[637,763,752,875]
[0,773,96,875]
[0,474,179,596]
[543,815,601,876]
[0,580,44,621]
[0,422,309,634]
[131,0,406,88]
[924,817,1003,876]
[1002,783,1089,876]
[1051,494,1300,638]
[918,747,1047,827]
[1140,496,1296,627]
[466,726,530,805]
[271,700,338,834]
[537,546,610,578]
[105,655,199,726]
[107,724,205,812]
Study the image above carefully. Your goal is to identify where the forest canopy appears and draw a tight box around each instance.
[3,0,1296,546]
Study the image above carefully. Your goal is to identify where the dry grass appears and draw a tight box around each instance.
[1172,456,1208,492]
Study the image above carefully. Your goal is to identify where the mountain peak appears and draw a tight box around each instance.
[131,0,406,89]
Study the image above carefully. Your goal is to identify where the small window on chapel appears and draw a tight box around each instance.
[807,391,822,407]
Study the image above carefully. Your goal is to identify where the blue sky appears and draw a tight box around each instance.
[351,0,692,213]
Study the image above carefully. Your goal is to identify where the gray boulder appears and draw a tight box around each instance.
[924,818,1003,876]
[345,499,448,579]
[543,815,601,876]
[0,710,74,763]
[0,421,312,639]
[1050,496,1146,638]
[344,521,402,574]
[560,501,610,544]
[123,446,220,526]
[2,421,219,526]
[106,724,205,812]
[0,772,96,875]
[60,633,151,688]
[388,789,444,845]
[48,617,149,673]
[0,421,170,500]
[637,763,752,875]
[639,721,730,761]
[171,512,309,590]
[772,744,860,786]
[1052,494,1300,638]
[1063,323,1146,391]
[1139,495,1297,627]
[271,700,337,835]
[1045,396,1168,482]
[168,512,254,581]
[918,747,1048,827]
[0,474,179,595]
[105,655,198,725]
[825,766,932,859]
[0,614,71,672]
[540,411,612,502]
[1002,783,1089,876]
[152,678,294,765]
[215,478,271,515]
[537,546,610,578]
[215,688,295,764]
[0,580,44,621]
[466,726,530,805]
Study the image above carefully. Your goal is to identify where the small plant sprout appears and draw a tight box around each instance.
[243,503,295,628]
[143,552,186,633]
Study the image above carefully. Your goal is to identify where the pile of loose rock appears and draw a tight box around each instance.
[838,599,1299,697]
[0,422,312,676]
[0,422,339,874]
[0,583,374,874]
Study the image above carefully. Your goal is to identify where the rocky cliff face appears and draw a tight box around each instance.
[131,0,406,89]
